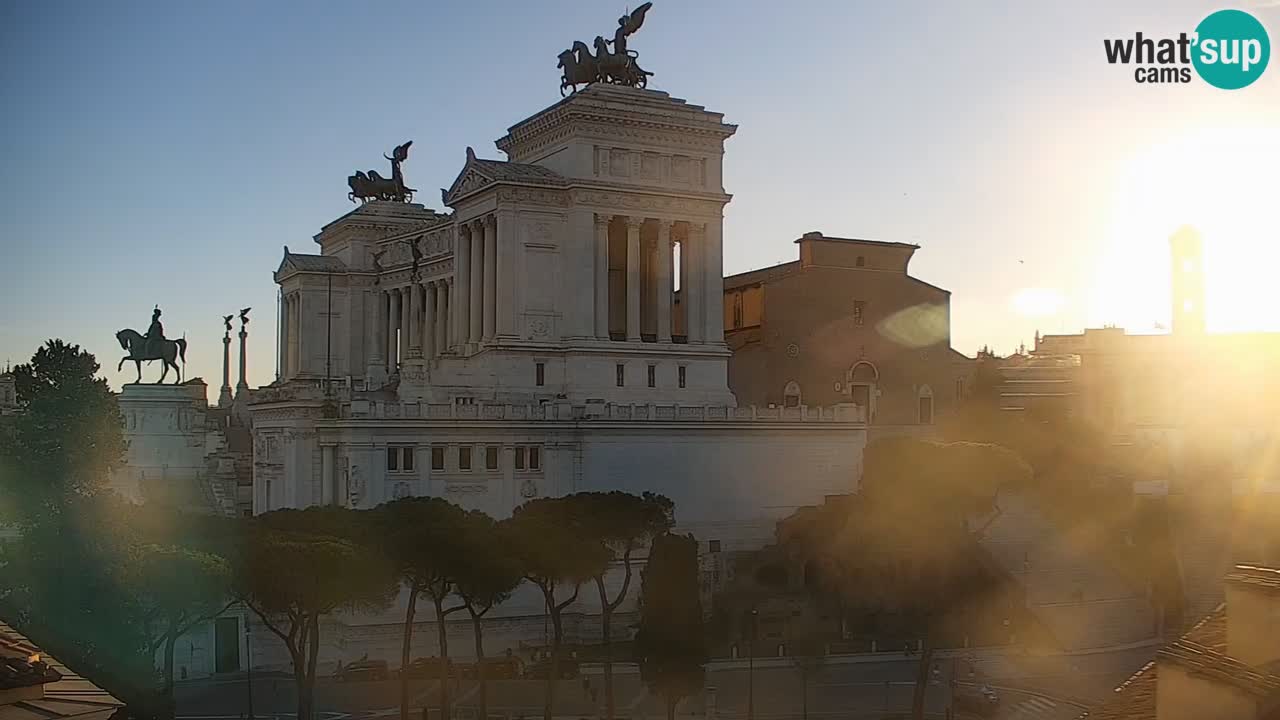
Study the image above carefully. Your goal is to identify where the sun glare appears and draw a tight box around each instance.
[1091,127,1280,334]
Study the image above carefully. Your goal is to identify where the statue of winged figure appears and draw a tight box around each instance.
[348,141,416,204]
[558,3,654,95]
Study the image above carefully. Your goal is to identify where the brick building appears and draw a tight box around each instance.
[721,231,972,437]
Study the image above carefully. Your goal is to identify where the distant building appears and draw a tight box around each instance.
[722,231,972,438]
[0,368,16,417]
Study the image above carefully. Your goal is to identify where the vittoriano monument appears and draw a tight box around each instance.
[347,140,416,203]
[558,2,654,95]
[117,306,188,384]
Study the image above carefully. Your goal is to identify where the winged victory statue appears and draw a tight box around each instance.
[558,3,654,95]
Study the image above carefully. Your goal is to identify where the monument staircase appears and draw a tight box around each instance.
[977,489,1157,650]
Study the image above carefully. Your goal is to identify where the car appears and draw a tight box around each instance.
[954,685,1000,717]
[401,657,460,679]
[335,658,389,683]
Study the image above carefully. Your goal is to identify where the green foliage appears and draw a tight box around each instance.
[633,533,705,715]
[452,511,523,612]
[1,340,125,521]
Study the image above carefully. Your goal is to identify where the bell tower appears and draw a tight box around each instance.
[1170,226,1205,336]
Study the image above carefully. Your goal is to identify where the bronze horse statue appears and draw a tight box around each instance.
[348,141,416,203]
[116,329,187,384]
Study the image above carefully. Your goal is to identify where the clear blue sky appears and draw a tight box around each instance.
[3,0,1277,390]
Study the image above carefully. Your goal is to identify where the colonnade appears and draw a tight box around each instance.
[596,214,722,345]
[375,277,452,370]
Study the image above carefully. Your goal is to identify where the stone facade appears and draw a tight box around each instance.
[722,231,972,439]
[242,85,870,667]
[113,380,252,515]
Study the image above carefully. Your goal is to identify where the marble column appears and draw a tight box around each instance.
[437,280,449,354]
[368,288,383,369]
[483,216,497,341]
[455,226,471,349]
[685,224,704,343]
[625,216,642,341]
[237,322,249,390]
[704,220,724,343]
[423,281,436,359]
[656,220,673,343]
[221,331,233,406]
[399,286,411,364]
[277,295,288,380]
[288,294,300,376]
[594,214,611,339]
[387,289,399,370]
[408,282,422,356]
[469,219,484,344]
[321,445,335,505]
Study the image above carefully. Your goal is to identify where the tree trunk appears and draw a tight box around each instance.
[470,610,487,720]
[401,588,419,720]
[911,631,933,720]
[542,586,559,720]
[304,615,321,720]
[163,630,177,700]
[801,666,808,720]
[292,644,310,720]
[666,694,676,720]
[595,576,615,720]
[434,597,452,720]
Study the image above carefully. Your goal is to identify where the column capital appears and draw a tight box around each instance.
[623,215,645,230]
[594,213,613,228]
[656,219,674,231]
[483,214,497,230]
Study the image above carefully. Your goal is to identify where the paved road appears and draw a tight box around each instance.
[173,644,1149,719]
[175,659,950,719]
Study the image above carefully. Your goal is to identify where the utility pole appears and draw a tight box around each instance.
[747,607,757,720]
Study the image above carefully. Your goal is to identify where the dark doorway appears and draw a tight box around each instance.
[214,617,241,674]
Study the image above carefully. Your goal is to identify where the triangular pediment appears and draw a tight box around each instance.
[443,165,495,206]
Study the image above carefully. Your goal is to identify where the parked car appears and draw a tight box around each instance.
[457,656,522,680]
[335,658,389,683]
[401,657,462,679]
[955,685,1000,717]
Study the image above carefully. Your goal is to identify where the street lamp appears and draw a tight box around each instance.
[747,607,758,720]
[244,607,255,720]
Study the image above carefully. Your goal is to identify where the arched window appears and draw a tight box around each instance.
[783,381,802,408]
[918,384,934,425]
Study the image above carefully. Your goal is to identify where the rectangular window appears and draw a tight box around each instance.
[647,364,656,388]
[402,447,414,472]
[431,446,445,471]
[853,300,865,326]
[535,362,545,387]
[678,366,687,389]
[486,446,499,471]
[515,447,526,470]
[529,447,541,471]
[386,447,399,472]
[616,363,625,387]
[709,539,722,553]
[458,446,472,471]
[955,378,964,401]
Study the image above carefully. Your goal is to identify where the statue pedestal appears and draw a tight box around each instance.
[113,381,211,507]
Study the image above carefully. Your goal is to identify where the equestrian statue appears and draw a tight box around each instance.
[558,3,654,95]
[348,141,416,203]
[116,306,187,384]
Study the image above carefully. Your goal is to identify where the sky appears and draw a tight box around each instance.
[2,0,1278,392]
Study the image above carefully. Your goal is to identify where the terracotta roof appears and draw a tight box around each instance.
[1077,608,1228,720]
[0,621,123,718]
[0,630,61,690]
[1225,564,1280,594]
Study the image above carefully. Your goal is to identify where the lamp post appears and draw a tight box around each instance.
[747,607,758,720]
[244,610,255,720]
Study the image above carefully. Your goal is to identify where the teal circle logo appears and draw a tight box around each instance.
[1192,9,1270,89]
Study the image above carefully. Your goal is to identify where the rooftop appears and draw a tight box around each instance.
[794,231,919,249]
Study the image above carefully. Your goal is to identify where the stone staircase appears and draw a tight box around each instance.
[978,490,1156,650]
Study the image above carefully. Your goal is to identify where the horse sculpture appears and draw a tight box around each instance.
[558,3,653,95]
[116,329,187,384]
[348,141,416,203]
